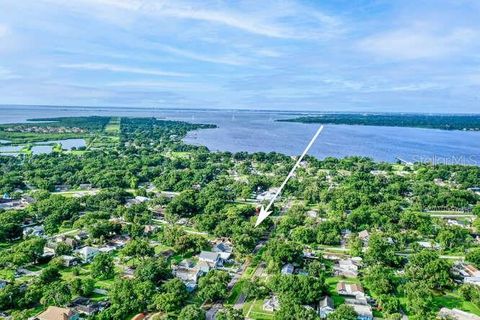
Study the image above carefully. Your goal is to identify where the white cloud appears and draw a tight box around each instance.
[44,0,342,39]
[0,67,20,80]
[358,27,477,60]
[157,45,248,66]
[60,63,189,77]
[0,24,8,37]
[106,80,217,91]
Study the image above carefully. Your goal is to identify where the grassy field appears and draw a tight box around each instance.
[433,292,480,316]
[243,299,275,320]
[325,276,361,306]
[104,117,121,135]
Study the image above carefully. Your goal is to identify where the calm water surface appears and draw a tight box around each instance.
[1,105,479,164]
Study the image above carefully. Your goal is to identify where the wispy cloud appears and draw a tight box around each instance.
[1,0,480,112]
[358,26,478,60]
[45,0,343,40]
[60,63,189,77]
[0,67,20,80]
[157,45,248,66]
[106,80,217,91]
[0,24,7,37]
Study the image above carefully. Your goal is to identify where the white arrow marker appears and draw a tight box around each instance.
[255,125,324,227]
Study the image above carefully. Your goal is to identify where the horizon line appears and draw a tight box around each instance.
[0,103,479,116]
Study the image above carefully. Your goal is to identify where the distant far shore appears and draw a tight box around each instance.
[278,113,480,131]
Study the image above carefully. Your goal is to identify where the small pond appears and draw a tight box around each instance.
[0,139,86,156]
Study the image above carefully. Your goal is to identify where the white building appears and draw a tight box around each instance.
[263,296,280,312]
[334,258,361,277]
[75,246,99,263]
[317,296,334,318]
[281,263,295,275]
[212,241,233,260]
[337,282,364,297]
[199,251,222,268]
[256,188,280,202]
[438,307,480,320]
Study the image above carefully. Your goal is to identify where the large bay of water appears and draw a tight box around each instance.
[1,105,479,165]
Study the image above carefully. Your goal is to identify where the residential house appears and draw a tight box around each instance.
[468,187,480,196]
[75,246,99,263]
[303,250,318,259]
[42,246,55,259]
[74,231,88,242]
[21,195,36,204]
[317,296,334,318]
[172,266,202,292]
[417,241,441,250]
[60,255,80,267]
[347,304,373,320]
[69,297,110,316]
[0,279,10,289]
[131,313,146,320]
[256,188,280,202]
[453,263,480,286]
[198,251,222,268]
[447,219,470,228]
[34,306,79,320]
[109,235,130,249]
[172,259,203,292]
[23,225,45,238]
[307,210,318,218]
[438,307,480,320]
[454,263,480,278]
[358,230,370,244]
[54,185,71,192]
[196,261,211,273]
[126,196,150,207]
[334,258,361,277]
[281,263,295,275]
[143,225,158,235]
[263,296,280,312]
[212,240,233,260]
[337,282,365,297]
[55,236,79,249]
[98,245,116,253]
[344,296,373,320]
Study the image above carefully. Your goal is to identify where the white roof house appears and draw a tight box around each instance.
[417,241,440,249]
[337,282,364,297]
[347,303,373,320]
[439,307,480,320]
[358,230,370,242]
[173,266,202,283]
[263,296,280,312]
[212,241,233,260]
[334,259,360,277]
[317,296,334,318]
[23,225,45,238]
[75,246,99,263]
[199,251,221,267]
[256,188,280,202]
[281,263,295,275]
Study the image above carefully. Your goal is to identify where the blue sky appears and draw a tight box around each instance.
[0,0,479,112]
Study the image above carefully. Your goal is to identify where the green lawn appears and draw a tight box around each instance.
[433,292,480,316]
[243,299,274,320]
[325,276,360,307]
[104,117,121,135]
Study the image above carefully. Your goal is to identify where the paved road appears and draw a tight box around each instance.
[396,252,464,260]
[234,294,247,310]
[206,303,222,320]
[429,214,474,218]
[47,228,79,240]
